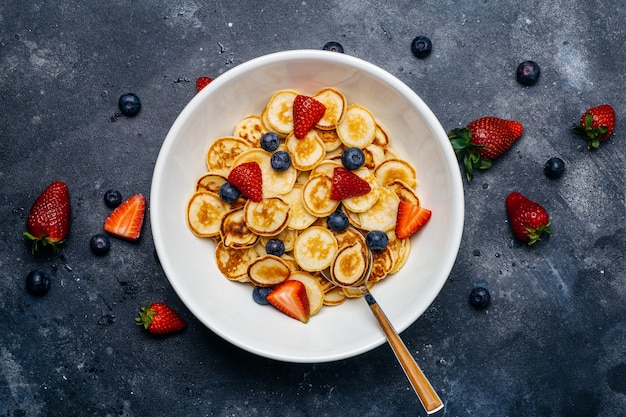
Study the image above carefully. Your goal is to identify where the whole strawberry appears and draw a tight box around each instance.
[24,181,71,253]
[135,302,186,335]
[571,104,615,149]
[448,117,523,181]
[505,192,551,245]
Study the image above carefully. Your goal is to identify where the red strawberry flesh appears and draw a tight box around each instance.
[293,95,326,139]
[104,194,146,241]
[395,200,431,240]
[330,167,371,200]
[266,280,310,323]
[227,161,263,202]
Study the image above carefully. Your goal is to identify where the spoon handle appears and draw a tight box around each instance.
[363,290,444,414]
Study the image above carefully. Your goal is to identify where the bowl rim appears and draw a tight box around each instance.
[151,49,465,362]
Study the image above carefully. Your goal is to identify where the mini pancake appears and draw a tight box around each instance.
[280,184,318,230]
[375,158,418,189]
[187,191,229,238]
[248,255,291,287]
[359,187,400,232]
[331,242,368,287]
[206,136,251,176]
[285,130,326,171]
[302,175,338,217]
[233,115,268,147]
[244,197,290,236]
[293,226,338,272]
[220,208,258,249]
[315,128,343,152]
[265,89,299,135]
[336,105,376,148]
[215,242,258,282]
[387,179,420,206]
[313,87,347,130]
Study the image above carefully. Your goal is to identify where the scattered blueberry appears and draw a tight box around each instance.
[252,286,273,305]
[469,286,491,309]
[265,239,285,257]
[322,41,344,53]
[327,208,349,232]
[411,35,432,58]
[341,147,365,170]
[516,61,540,86]
[90,234,111,255]
[544,157,565,179]
[271,150,291,171]
[260,132,280,152]
[118,93,141,117]
[366,230,389,252]
[219,182,240,203]
[104,189,123,208]
[26,269,51,296]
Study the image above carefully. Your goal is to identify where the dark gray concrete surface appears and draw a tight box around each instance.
[1,1,625,416]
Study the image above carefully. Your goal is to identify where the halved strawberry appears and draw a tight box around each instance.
[195,76,213,92]
[395,200,432,240]
[293,95,326,139]
[266,280,310,323]
[227,161,263,202]
[330,167,371,200]
[104,194,146,241]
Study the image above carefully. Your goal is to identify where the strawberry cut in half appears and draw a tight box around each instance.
[266,280,310,323]
[195,76,213,92]
[104,194,146,241]
[24,181,71,253]
[395,200,432,240]
[330,167,371,200]
[293,95,326,139]
[135,302,186,335]
[227,161,263,202]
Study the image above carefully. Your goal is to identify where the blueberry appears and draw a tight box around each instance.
[327,209,349,232]
[90,234,111,255]
[252,286,273,305]
[260,132,280,152]
[544,157,565,179]
[411,35,432,59]
[26,269,51,296]
[104,189,123,208]
[341,147,365,170]
[366,230,389,252]
[118,93,141,117]
[265,239,285,257]
[322,41,344,53]
[219,182,240,203]
[271,150,291,171]
[469,286,491,309]
[516,61,540,86]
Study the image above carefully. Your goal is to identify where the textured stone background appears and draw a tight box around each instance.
[1,1,624,416]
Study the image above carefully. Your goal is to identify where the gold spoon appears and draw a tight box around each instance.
[322,248,443,414]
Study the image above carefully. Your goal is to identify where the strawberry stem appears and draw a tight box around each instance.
[448,127,491,181]
[23,232,63,254]
[571,114,609,150]
[525,220,552,245]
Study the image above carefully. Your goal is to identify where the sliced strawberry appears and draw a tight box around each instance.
[266,280,310,323]
[395,200,432,240]
[227,162,263,202]
[104,194,146,241]
[330,167,371,200]
[195,76,213,92]
[293,95,326,139]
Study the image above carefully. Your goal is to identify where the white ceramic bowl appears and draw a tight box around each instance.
[151,50,464,363]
